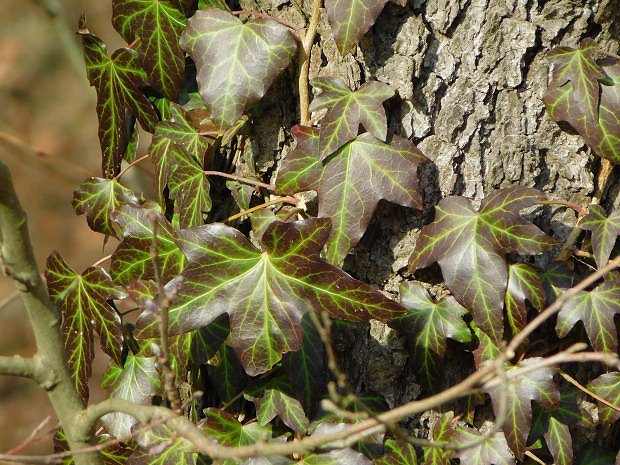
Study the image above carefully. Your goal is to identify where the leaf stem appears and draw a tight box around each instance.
[231,10,302,31]
[127,37,142,50]
[539,200,586,215]
[223,196,299,223]
[115,154,149,181]
[203,170,275,191]
[90,254,112,268]
[298,0,322,125]
[560,371,620,414]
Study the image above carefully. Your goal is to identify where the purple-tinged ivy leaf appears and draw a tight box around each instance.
[244,373,310,433]
[45,252,127,404]
[198,0,230,10]
[180,9,297,130]
[101,354,161,438]
[454,427,515,465]
[297,449,373,465]
[72,177,141,239]
[544,40,620,163]
[112,0,188,100]
[110,205,186,286]
[282,314,326,416]
[136,218,405,375]
[541,261,576,305]
[556,274,620,353]
[389,282,471,390]
[471,322,500,369]
[374,439,417,465]
[486,358,560,459]
[422,412,456,465]
[277,126,427,265]
[310,77,394,159]
[588,372,620,425]
[505,264,545,337]
[78,18,159,178]
[128,425,197,465]
[580,205,620,268]
[531,397,576,465]
[324,0,391,55]
[408,187,555,345]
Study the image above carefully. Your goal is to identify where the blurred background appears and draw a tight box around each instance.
[0,0,143,454]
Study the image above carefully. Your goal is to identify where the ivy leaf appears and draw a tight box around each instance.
[587,372,620,425]
[309,77,394,159]
[505,264,545,337]
[296,449,373,465]
[282,314,326,415]
[389,282,471,390]
[128,425,197,465]
[472,323,500,369]
[73,177,141,238]
[531,400,574,465]
[78,18,158,178]
[167,143,212,228]
[244,373,310,433]
[408,187,555,344]
[202,408,273,447]
[374,439,417,465]
[101,354,161,438]
[45,252,127,403]
[486,358,560,459]
[580,205,620,268]
[207,344,248,404]
[180,9,297,130]
[137,218,405,375]
[198,0,230,10]
[453,427,515,465]
[112,0,188,100]
[422,412,456,465]
[324,0,391,55]
[541,262,576,305]
[277,126,427,265]
[110,205,186,287]
[556,275,620,353]
[544,40,620,163]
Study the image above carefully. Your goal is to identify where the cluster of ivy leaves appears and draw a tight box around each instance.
[40,0,620,463]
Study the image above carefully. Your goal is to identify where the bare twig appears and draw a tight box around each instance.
[0,290,20,312]
[148,212,182,415]
[222,196,299,223]
[3,416,53,455]
[204,170,275,191]
[298,0,322,125]
[561,371,620,413]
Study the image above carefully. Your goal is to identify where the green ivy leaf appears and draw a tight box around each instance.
[408,187,555,344]
[422,412,455,465]
[544,40,620,163]
[486,358,559,459]
[309,77,394,159]
[576,445,617,465]
[374,439,417,465]
[54,430,135,465]
[45,252,127,403]
[453,427,514,465]
[198,0,230,10]
[73,177,141,238]
[78,18,159,178]
[389,282,471,390]
[112,0,188,100]
[244,373,310,433]
[110,205,186,286]
[137,218,404,375]
[207,344,248,404]
[556,274,620,353]
[282,314,325,416]
[277,126,427,265]
[324,0,391,55]
[202,408,273,448]
[296,449,372,465]
[505,264,545,337]
[580,205,620,268]
[587,372,620,425]
[128,425,197,465]
[102,354,161,437]
[541,262,575,305]
[180,9,297,130]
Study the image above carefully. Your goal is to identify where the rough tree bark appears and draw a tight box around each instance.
[236,0,620,435]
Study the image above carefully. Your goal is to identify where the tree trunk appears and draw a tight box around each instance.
[240,0,619,426]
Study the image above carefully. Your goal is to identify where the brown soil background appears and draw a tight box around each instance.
[0,1,141,454]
